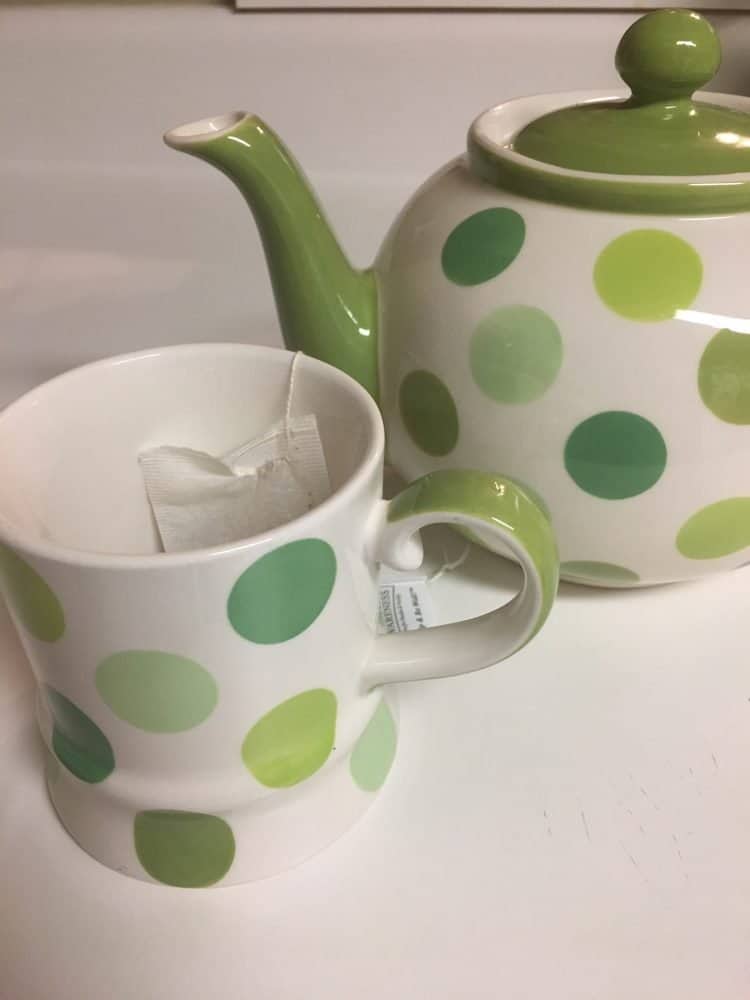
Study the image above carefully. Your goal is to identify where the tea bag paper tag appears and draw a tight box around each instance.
[139,354,332,553]
[377,575,436,634]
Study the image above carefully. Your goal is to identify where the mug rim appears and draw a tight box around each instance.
[0,342,385,570]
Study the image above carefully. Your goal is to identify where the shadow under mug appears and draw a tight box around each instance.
[0,344,558,886]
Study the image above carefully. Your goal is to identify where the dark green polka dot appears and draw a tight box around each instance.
[564,411,667,499]
[0,545,64,642]
[242,689,336,788]
[45,687,115,783]
[399,370,458,457]
[442,208,525,286]
[350,700,397,792]
[561,560,640,584]
[470,306,563,404]
[228,539,336,644]
[698,329,750,424]
[677,497,750,559]
[134,811,235,887]
[594,229,702,321]
[96,651,218,733]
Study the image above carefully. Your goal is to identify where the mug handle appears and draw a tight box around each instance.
[363,469,558,689]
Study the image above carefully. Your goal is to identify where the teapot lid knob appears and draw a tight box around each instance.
[615,8,720,104]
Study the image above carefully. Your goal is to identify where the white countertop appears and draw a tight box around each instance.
[2,4,750,997]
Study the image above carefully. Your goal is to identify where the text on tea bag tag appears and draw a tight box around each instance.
[139,353,331,553]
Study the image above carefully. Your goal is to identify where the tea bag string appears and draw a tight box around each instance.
[284,351,302,447]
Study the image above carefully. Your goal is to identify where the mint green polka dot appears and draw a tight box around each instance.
[399,370,458,457]
[594,229,702,321]
[228,539,336,644]
[698,329,750,424]
[470,305,563,404]
[45,687,115,784]
[677,498,750,559]
[562,560,640,584]
[565,411,667,499]
[134,811,235,887]
[242,689,336,788]
[96,651,218,733]
[442,208,525,286]
[350,699,397,792]
[0,545,64,642]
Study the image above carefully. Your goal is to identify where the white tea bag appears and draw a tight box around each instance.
[139,354,331,553]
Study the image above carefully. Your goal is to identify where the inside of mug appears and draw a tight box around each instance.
[0,346,378,556]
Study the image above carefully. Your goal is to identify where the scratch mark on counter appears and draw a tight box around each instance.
[619,841,647,882]
[640,786,660,811]
[580,810,591,842]
[672,833,684,863]
[544,809,552,837]
[689,767,694,776]
[639,824,645,835]
[712,753,719,770]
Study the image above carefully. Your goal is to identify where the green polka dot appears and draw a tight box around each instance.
[241,689,336,788]
[561,560,640,584]
[350,699,397,792]
[399,370,458,457]
[96,651,218,733]
[594,229,702,321]
[442,208,525,286]
[698,329,750,424]
[565,411,667,499]
[134,811,235,887]
[677,497,750,559]
[0,545,64,642]
[45,687,115,784]
[470,305,563,404]
[228,539,336,644]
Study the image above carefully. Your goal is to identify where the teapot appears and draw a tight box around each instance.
[165,9,750,588]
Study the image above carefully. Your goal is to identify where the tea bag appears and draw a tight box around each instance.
[139,353,331,553]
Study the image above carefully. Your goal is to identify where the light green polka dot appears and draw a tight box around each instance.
[45,687,115,784]
[698,329,750,424]
[96,651,218,733]
[350,699,397,792]
[228,539,336,644]
[470,305,563,404]
[442,208,525,287]
[565,411,667,499]
[0,545,64,643]
[594,229,702,321]
[561,560,640,584]
[242,689,336,788]
[134,811,235,887]
[677,498,750,559]
[399,370,458,457]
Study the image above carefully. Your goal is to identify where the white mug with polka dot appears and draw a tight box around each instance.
[0,344,557,886]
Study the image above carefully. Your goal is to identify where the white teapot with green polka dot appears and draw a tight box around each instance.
[166,8,750,588]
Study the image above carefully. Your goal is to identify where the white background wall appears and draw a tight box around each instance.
[3,3,750,404]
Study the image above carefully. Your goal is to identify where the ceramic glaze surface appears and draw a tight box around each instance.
[164,10,750,588]
[0,344,557,885]
[375,159,750,587]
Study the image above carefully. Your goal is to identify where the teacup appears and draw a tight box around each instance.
[0,344,557,885]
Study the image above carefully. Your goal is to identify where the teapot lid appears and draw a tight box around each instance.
[512,9,750,176]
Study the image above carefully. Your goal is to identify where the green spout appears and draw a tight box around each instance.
[165,112,379,399]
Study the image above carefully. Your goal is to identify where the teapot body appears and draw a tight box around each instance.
[375,152,750,587]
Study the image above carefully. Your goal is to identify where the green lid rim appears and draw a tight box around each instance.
[469,90,750,216]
